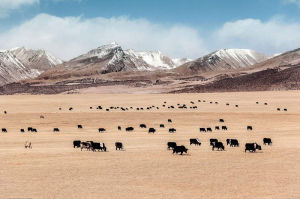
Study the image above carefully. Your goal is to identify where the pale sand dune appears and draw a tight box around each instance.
[0,91,300,198]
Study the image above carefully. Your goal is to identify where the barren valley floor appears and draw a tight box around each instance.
[0,91,300,199]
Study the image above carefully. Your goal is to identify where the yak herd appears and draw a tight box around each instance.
[0,99,276,155]
[71,116,272,155]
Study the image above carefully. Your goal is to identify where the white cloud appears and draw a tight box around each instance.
[0,14,207,60]
[0,13,300,60]
[213,17,300,55]
[283,0,300,7]
[0,0,39,18]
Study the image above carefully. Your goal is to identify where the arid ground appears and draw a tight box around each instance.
[1,91,300,199]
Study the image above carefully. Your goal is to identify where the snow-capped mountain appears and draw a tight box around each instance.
[0,47,62,85]
[176,49,267,74]
[68,42,190,73]
[126,50,182,70]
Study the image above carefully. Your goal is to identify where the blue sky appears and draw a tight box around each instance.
[0,0,300,60]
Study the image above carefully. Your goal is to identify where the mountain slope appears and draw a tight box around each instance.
[0,47,62,85]
[175,64,300,93]
[175,49,267,74]
[11,47,62,71]
[245,48,300,72]
[0,50,37,85]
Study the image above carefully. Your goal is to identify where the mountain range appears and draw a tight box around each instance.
[38,42,191,80]
[0,43,300,94]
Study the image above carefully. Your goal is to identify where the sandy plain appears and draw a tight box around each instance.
[0,91,300,199]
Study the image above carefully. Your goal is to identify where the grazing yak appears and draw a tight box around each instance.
[173,145,188,155]
[263,138,272,145]
[168,119,172,123]
[200,128,206,132]
[91,142,107,152]
[80,141,92,151]
[169,128,176,133]
[140,124,147,128]
[118,126,121,131]
[215,126,220,130]
[219,119,224,122]
[98,128,106,133]
[78,125,83,129]
[229,139,239,147]
[115,142,123,150]
[160,124,165,128]
[28,127,37,132]
[97,106,102,110]
[207,128,212,132]
[167,142,177,150]
[222,126,228,130]
[245,143,262,152]
[210,139,218,146]
[148,128,156,133]
[247,126,253,131]
[190,138,201,146]
[212,142,225,151]
[24,141,32,149]
[73,140,81,148]
[53,128,60,132]
[2,128,7,133]
[69,107,73,111]
[20,129,25,133]
[126,127,134,132]
[226,139,231,145]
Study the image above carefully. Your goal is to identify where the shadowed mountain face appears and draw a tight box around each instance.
[173,64,300,93]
